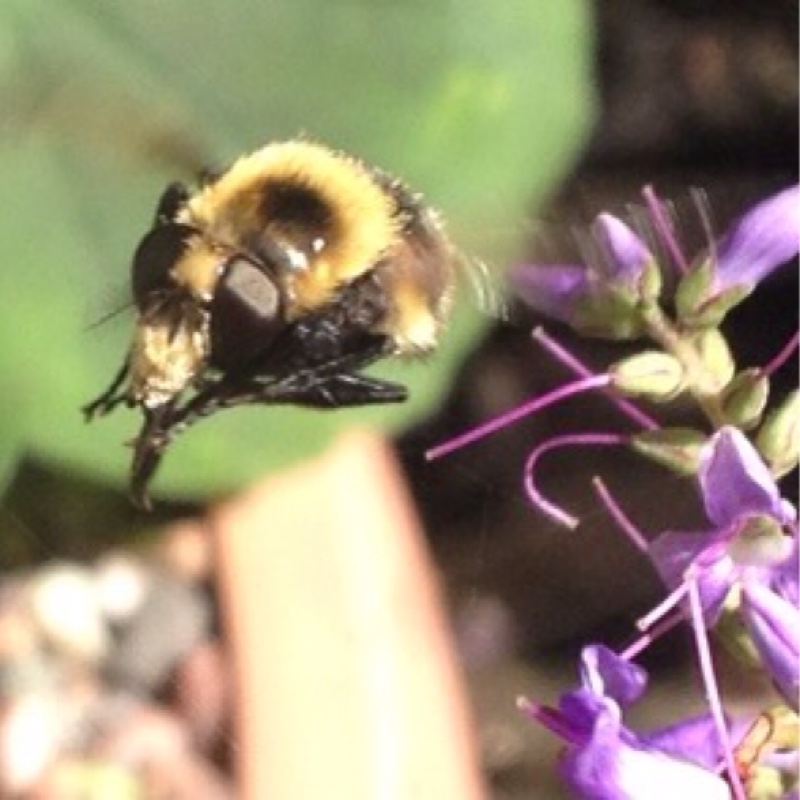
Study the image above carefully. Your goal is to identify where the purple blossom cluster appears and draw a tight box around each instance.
[430,186,799,798]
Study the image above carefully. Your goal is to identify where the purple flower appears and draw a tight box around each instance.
[700,427,796,531]
[511,213,655,336]
[647,427,797,621]
[513,185,799,332]
[594,213,654,285]
[714,185,800,293]
[510,262,591,325]
[561,702,731,800]
[740,581,800,707]
[521,645,732,799]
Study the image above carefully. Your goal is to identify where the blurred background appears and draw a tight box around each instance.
[0,0,796,797]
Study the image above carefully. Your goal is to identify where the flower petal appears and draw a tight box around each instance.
[594,213,652,284]
[647,529,736,620]
[715,185,800,291]
[740,581,800,707]
[580,645,648,707]
[699,427,789,529]
[641,713,722,770]
[561,703,732,800]
[509,263,589,323]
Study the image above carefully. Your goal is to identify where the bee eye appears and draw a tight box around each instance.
[209,257,284,369]
[132,224,196,308]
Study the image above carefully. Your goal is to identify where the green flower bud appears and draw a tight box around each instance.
[639,258,663,304]
[691,328,735,395]
[676,260,752,328]
[572,289,649,340]
[630,427,707,475]
[676,259,714,320]
[720,369,770,430]
[610,351,685,400]
[756,389,800,477]
[728,514,793,566]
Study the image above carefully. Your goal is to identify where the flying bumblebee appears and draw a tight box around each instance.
[84,140,455,508]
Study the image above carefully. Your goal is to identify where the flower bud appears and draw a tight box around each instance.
[572,288,649,340]
[757,390,800,478]
[640,257,663,304]
[631,427,706,475]
[720,369,770,430]
[675,260,751,328]
[691,328,735,396]
[610,351,685,400]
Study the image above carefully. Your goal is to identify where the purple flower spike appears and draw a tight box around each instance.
[594,213,652,284]
[740,581,800,707]
[699,427,797,529]
[509,263,589,324]
[714,185,800,292]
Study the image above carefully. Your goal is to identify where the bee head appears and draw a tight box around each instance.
[129,223,286,407]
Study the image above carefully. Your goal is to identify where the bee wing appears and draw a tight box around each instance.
[456,252,511,323]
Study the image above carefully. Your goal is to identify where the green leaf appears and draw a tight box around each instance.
[0,0,592,499]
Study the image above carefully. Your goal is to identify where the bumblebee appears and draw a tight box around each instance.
[84,140,455,507]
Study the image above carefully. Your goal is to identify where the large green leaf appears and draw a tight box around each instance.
[0,0,592,500]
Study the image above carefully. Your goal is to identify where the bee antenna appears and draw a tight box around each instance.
[85,301,133,332]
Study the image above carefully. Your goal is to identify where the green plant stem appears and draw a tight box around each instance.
[641,304,727,428]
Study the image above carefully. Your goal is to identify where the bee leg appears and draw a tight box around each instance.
[250,371,408,409]
[82,359,131,421]
[130,335,404,464]
[129,401,177,510]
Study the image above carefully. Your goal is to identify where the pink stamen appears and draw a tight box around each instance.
[636,582,689,632]
[760,329,800,378]
[621,612,684,660]
[426,374,611,461]
[523,433,625,529]
[592,476,649,552]
[516,697,584,745]
[686,572,746,800]
[533,327,660,431]
[642,185,689,275]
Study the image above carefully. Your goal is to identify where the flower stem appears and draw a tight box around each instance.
[640,304,727,427]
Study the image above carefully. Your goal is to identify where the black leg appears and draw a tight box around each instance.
[125,334,404,507]
[213,371,407,411]
[129,401,178,510]
[82,358,131,421]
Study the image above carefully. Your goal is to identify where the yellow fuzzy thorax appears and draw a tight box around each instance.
[180,141,399,312]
